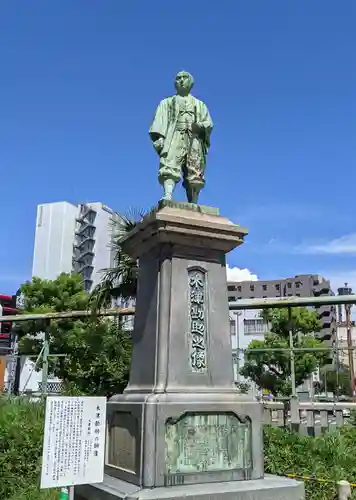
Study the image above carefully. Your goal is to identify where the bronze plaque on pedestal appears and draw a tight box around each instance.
[165,412,251,475]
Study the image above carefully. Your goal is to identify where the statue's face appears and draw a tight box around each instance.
[175,72,193,95]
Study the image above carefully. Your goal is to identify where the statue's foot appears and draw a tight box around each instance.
[162,179,175,201]
[186,189,199,204]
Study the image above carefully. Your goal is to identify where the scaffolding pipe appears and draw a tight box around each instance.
[0,307,135,323]
[229,294,356,310]
[0,294,356,323]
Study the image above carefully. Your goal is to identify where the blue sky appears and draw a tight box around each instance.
[0,0,355,294]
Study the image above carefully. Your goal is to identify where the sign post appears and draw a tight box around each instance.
[58,486,74,499]
[40,396,107,494]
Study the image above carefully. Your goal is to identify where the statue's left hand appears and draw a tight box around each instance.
[153,137,164,154]
[192,122,203,134]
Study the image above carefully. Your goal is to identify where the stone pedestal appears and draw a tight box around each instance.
[75,202,304,499]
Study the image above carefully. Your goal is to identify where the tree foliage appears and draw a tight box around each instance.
[240,307,327,396]
[17,273,132,396]
[317,365,352,397]
[265,425,356,500]
[235,381,251,394]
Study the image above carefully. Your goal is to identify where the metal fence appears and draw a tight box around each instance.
[263,400,356,435]
[1,296,356,499]
[0,307,134,395]
[229,294,356,399]
[1,294,356,400]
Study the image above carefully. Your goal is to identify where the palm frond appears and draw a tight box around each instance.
[90,207,147,312]
[88,269,120,312]
[111,207,147,242]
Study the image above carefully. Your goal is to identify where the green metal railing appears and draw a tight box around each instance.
[1,294,355,397]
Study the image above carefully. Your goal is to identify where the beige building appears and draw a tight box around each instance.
[336,322,356,368]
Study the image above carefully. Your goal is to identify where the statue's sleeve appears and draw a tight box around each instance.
[199,101,213,148]
[199,102,213,133]
[149,99,168,142]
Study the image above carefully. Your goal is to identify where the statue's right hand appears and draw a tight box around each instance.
[153,137,164,153]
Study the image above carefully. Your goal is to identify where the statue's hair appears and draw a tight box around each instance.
[175,71,194,89]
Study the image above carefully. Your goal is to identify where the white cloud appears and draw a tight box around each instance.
[300,233,356,255]
[323,270,356,294]
[261,233,356,256]
[226,265,258,282]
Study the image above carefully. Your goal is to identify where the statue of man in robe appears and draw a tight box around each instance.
[149,71,213,204]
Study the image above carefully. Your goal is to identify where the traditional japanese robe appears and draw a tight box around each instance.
[149,94,213,186]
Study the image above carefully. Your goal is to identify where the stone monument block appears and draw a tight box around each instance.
[75,202,304,500]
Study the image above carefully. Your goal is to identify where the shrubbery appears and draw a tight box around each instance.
[0,397,57,500]
[265,425,356,499]
[2,396,356,500]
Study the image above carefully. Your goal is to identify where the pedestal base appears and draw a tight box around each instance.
[105,392,263,487]
[74,474,304,500]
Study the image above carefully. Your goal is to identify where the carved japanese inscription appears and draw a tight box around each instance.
[165,413,252,476]
[188,269,207,372]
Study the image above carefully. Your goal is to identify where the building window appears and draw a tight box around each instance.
[228,285,235,292]
[250,284,254,292]
[287,282,292,288]
[275,284,280,291]
[228,296,237,302]
[230,319,236,335]
[244,318,268,335]
[296,282,300,289]
[262,284,267,291]
[237,286,242,292]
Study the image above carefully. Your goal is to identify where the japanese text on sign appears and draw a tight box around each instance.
[188,269,207,372]
[40,396,106,489]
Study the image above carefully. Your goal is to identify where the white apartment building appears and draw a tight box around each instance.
[32,201,116,291]
[230,309,268,394]
[229,305,319,398]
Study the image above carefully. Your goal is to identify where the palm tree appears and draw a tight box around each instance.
[89,208,147,311]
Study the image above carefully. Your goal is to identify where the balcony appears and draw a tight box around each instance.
[313,283,332,296]
[76,249,95,260]
[83,278,93,292]
[75,221,95,237]
[78,264,94,276]
[74,235,95,249]
[315,330,333,343]
[243,318,269,336]
[76,205,96,224]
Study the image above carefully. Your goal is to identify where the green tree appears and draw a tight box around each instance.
[320,365,352,397]
[17,273,132,396]
[240,307,327,397]
[235,381,251,394]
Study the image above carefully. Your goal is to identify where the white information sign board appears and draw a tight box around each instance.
[40,396,107,489]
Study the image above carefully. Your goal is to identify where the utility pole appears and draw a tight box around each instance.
[41,322,50,396]
[288,307,297,398]
[346,304,355,396]
[338,283,355,397]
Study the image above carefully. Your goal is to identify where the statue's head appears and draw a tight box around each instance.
[175,71,194,96]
